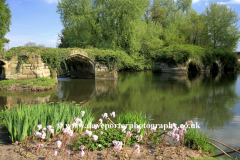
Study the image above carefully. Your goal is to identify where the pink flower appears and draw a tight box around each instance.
[37,124,42,130]
[37,144,44,147]
[110,111,115,118]
[100,131,103,135]
[172,134,180,141]
[92,124,98,130]
[112,141,122,151]
[151,126,157,132]
[65,151,70,156]
[13,141,18,145]
[33,130,37,134]
[85,130,92,137]
[98,144,101,147]
[92,135,98,141]
[49,129,54,134]
[134,145,140,153]
[41,131,46,139]
[172,123,177,129]
[185,120,193,126]
[80,150,85,157]
[47,125,52,130]
[81,145,85,150]
[42,128,47,131]
[56,140,62,148]
[136,125,141,133]
[54,151,57,156]
[126,131,132,137]
[144,132,147,136]
[149,150,151,153]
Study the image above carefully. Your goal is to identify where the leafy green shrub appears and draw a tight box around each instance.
[152,44,205,66]
[3,102,94,142]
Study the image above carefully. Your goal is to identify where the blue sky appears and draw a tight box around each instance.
[4,0,240,51]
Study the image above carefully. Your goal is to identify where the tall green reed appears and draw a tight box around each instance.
[185,128,217,155]
[3,102,94,142]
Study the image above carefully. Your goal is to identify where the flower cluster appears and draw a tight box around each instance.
[112,141,123,151]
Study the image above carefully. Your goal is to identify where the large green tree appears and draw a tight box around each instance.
[204,2,240,50]
[0,0,11,52]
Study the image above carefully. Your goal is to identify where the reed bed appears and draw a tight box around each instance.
[3,102,94,142]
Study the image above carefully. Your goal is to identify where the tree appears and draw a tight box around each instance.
[204,2,240,50]
[24,41,37,47]
[0,0,11,52]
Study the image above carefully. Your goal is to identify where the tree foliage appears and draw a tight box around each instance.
[56,0,240,70]
[204,2,240,50]
[0,0,11,52]
[24,41,37,47]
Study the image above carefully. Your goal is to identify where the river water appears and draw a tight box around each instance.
[0,71,239,158]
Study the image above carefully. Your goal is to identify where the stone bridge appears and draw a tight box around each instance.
[65,50,117,79]
[0,49,117,80]
[152,59,223,74]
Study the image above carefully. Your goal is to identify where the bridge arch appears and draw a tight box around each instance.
[0,59,6,80]
[65,50,95,79]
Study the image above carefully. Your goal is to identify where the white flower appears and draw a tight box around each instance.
[92,124,98,130]
[56,140,62,148]
[99,118,103,125]
[136,135,142,142]
[110,111,115,118]
[121,125,127,133]
[134,145,140,153]
[57,122,63,129]
[72,122,78,129]
[37,124,42,131]
[81,111,85,117]
[102,113,108,119]
[92,135,98,141]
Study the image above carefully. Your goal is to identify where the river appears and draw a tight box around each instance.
[0,71,239,158]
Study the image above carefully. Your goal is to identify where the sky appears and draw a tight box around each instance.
[3,0,240,51]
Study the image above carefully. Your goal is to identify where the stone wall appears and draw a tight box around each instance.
[95,61,118,79]
[152,59,223,74]
[0,54,51,79]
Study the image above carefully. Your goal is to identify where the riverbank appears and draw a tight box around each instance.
[0,102,222,160]
[0,77,57,91]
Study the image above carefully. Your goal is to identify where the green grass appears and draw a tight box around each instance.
[185,128,217,155]
[117,111,151,135]
[0,77,57,90]
[3,102,94,142]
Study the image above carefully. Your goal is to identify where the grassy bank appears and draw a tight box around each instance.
[2,102,236,159]
[0,77,57,91]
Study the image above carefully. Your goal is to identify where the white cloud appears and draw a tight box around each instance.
[192,0,201,3]
[205,2,209,6]
[44,0,59,3]
[218,0,240,4]
[198,3,201,5]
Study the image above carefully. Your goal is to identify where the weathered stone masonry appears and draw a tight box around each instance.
[0,54,51,79]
